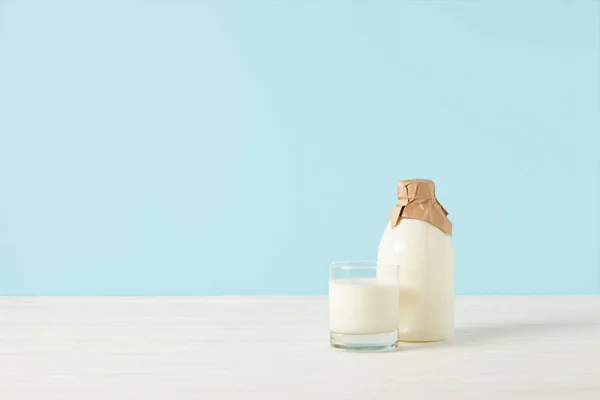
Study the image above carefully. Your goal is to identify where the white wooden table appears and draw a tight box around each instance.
[1,296,599,399]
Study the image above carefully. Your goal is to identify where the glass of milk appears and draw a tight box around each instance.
[329,261,399,352]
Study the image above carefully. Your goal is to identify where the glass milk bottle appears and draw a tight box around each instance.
[377,179,454,342]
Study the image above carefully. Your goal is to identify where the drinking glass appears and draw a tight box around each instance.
[329,261,399,352]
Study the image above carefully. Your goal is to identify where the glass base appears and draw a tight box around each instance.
[330,330,398,352]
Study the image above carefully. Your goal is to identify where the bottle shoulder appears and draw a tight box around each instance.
[379,218,453,247]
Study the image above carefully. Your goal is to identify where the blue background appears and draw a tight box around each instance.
[1,0,599,295]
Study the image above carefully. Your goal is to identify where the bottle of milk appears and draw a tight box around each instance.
[377,179,454,342]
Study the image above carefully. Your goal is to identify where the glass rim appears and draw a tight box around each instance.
[329,260,399,269]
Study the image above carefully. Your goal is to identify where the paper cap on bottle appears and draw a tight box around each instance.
[389,179,452,235]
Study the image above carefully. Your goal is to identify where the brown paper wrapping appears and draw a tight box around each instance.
[389,179,452,236]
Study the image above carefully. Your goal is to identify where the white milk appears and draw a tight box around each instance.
[329,279,399,335]
[378,218,454,342]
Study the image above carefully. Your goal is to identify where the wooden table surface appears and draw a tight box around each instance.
[1,296,599,399]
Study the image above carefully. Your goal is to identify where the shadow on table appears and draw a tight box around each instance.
[400,320,600,351]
